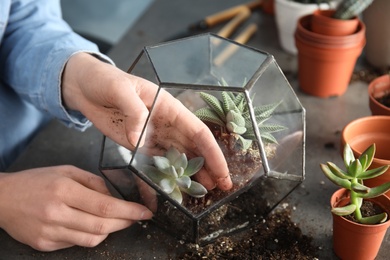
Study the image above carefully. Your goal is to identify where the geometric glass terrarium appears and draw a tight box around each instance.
[99,33,306,244]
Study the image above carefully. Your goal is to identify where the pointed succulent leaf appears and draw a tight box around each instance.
[351,182,370,194]
[220,77,229,87]
[358,165,390,180]
[184,157,204,177]
[343,144,355,169]
[159,178,176,194]
[170,186,183,204]
[331,204,356,216]
[359,213,388,224]
[166,146,181,164]
[143,165,166,183]
[360,182,390,199]
[234,93,246,108]
[238,135,253,150]
[227,122,247,135]
[153,156,171,172]
[194,108,225,126]
[326,162,351,179]
[176,167,184,177]
[172,153,188,172]
[258,124,287,134]
[176,175,191,189]
[260,132,278,144]
[358,143,375,171]
[320,163,352,189]
[198,92,225,121]
[226,110,246,127]
[348,159,363,178]
[222,92,239,114]
[182,181,207,198]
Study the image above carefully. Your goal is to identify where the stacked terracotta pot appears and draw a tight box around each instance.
[295,10,366,98]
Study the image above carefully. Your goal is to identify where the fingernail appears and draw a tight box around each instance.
[140,209,153,219]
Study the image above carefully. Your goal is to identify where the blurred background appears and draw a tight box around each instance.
[61,0,154,53]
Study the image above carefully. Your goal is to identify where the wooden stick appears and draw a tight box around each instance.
[216,7,251,38]
[214,23,258,66]
[189,0,262,30]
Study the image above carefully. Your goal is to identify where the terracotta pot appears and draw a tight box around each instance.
[312,10,359,36]
[262,0,274,15]
[368,74,390,116]
[295,14,365,98]
[331,188,390,260]
[341,116,390,196]
[274,0,337,54]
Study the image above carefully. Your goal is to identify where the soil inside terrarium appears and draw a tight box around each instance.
[177,208,319,259]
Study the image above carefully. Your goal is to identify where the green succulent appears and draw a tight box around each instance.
[194,90,286,151]
[143,146,207,204]
[333,0,373,20]
[320,143,390,224]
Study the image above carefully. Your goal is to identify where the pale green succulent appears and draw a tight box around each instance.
[194,90,286,150]
[320,144,390,224]
[143,146,207,204]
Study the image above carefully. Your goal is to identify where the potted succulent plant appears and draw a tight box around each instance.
[295,0,372,97]
[194,86,286,188]
[99,33,306,244]
[320,143,390,260]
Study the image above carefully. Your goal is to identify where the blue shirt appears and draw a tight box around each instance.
[0,0,113,170]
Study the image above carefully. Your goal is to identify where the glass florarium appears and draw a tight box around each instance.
[99,33,306,244]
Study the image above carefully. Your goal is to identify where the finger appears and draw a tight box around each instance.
[168,101,232,190]
[59,166,111,195]
[64,181,153,220]
[116,74,158,146]
[55,206,135,235]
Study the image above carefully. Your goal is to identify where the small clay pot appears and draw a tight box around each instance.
[368,74,390,116]
[341,116,390,196]
[312,9,359,36]
[331,188,390,260]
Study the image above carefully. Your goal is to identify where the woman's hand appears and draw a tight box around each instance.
[62,53,232,191]
[0,166,153,251]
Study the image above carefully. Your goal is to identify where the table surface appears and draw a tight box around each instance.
[3,0,389,259]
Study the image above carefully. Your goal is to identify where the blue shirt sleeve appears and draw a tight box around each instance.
[0,0,115,131]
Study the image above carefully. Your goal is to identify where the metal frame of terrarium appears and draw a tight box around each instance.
[99,33,306,244]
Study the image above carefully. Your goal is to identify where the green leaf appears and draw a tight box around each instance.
[238,135,253,150]
[184,157,204,177]
[359,213,388,224]
[227,121,247,135]
[176,175,191,189]
[320,163,352,189]
[222,92,239,114]
[358,143,375,171]
[358,165,390,180]
[351,182,370,194]
[194,108,225,126]
[361,182,390,199]
[199,92,225,121]
[170,186,183,204]
[226,110,246,127]
[153,156,171,172]
[349,159,363,178]
[143,165,166,183]
[172,153,188,172]
[182,181,207,198]
[160,178,175,194]
[343,144,355,169]
[326,162,351,179]
[166,146,181,164]
[331,204,356,216]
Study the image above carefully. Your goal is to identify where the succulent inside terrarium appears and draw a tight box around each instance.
[194,81,286,187]
[142,146,207,204]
